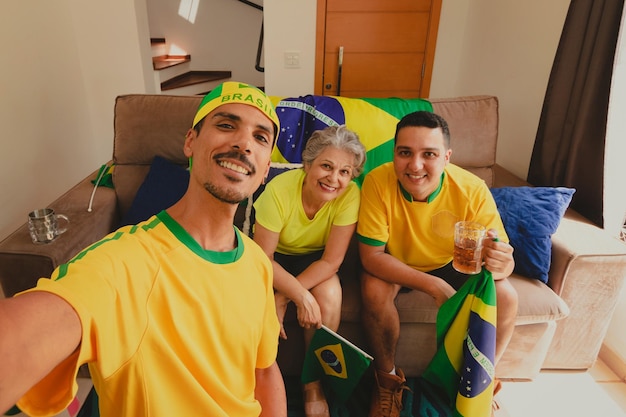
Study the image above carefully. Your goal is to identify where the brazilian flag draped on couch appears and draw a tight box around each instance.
[268,95,433,186]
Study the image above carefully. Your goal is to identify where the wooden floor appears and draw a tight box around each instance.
[497,358,626,417]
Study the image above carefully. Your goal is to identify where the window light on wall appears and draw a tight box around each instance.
[178,0,199,24]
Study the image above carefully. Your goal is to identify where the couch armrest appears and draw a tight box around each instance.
[543,212,626,369]
[492,162,626,369]
[492,164,531,187]
[0,168,119,298]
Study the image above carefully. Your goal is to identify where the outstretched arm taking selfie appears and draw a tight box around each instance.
[0,291,81,415]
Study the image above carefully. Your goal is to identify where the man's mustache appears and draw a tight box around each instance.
[213,151,256,175]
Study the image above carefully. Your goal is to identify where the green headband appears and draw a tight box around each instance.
[193,81,280,138]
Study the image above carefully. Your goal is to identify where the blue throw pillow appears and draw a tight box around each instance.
[120,156,189,227]
[490,186,575,283]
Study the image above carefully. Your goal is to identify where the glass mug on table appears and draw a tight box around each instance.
[28,208,69,244]
[453,221,486,274]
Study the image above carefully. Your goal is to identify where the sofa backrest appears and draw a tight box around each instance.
[431,96,499,186]
[113,94,202,216]
[111,94,499,218]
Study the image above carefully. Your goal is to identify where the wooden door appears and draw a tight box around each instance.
[315,0,441,98]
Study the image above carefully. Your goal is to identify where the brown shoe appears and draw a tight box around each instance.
[368,368,410,417]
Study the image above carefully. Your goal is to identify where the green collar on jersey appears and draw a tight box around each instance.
[399,171,445,204]
[159,211,243,264]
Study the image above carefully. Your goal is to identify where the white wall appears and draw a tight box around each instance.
[147,0,266,88]
[264,0,316,96]
[430,1,570,180]
[0,0,150,242]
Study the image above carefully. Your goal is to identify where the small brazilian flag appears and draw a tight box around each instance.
[91,163,115,188]
[421,268,497,417]
[301,325,373,403]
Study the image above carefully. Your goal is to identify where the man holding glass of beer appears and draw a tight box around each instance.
[357,111,518,417]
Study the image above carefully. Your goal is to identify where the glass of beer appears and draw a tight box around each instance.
[453,221,486,274]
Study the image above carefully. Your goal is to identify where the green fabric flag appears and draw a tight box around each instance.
[91,163,115,188]
[421,269,497,417]
[267,95,433,187]
[301,325,373,403]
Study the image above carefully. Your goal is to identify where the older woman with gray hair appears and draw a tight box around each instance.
[253,125,366,417]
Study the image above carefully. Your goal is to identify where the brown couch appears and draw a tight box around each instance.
[1,94,625,382]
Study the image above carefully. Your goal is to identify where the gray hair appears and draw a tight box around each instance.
[301,125,367,178]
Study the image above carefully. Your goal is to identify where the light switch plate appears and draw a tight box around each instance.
[284,51,301,69]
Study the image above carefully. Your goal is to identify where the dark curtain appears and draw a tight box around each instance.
[527,0,624,227]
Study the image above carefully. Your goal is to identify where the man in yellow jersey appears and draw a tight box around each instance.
[357,111,518,417]
[0,82,287,417]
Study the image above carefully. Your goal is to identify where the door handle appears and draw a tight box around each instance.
[337,46,344,96]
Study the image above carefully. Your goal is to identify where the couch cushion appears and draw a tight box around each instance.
[113,94,200,166]
[112,94,201,216]
[509,274,569,324]
[119,156,189,226]
[395,276,570,325]
[491,186,575,283]
[431,96,499,186]
[340,273,568,326]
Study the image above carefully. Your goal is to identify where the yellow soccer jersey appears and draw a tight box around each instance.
[17,211,279,417]
[254,168,360,255]
[357,162,508,272]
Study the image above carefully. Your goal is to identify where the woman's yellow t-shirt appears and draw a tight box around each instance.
[254,168,360,255]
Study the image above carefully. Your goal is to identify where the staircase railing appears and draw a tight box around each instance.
[236,0,264,73]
